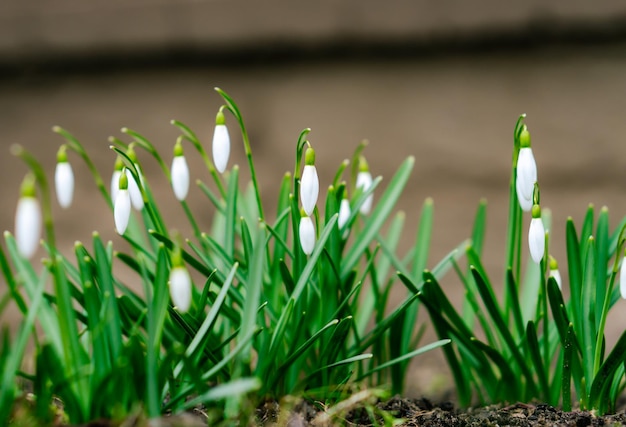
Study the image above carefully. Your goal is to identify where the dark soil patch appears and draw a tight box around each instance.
[257,396,626,426]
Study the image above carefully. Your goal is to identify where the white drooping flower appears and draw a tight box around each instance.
[169,266,192,313]
[110,155,124,204]
[54,146,74,209]
[171,140,190,201]
[528,204,545,264]
[620,253,626,299]
[356,156,373,215]
[212,109,230,174]
[15,175,41,259]
[299,214,316,256]
[125,145,144,211]
[300,147,319,216]
[549,256,562,290]
[338,197,351,229]
[515,125,537,212]
[114,171,131,235]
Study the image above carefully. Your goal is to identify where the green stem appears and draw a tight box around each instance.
[54,126,112,209]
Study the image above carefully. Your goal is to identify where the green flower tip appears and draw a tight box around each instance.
[549,255,558,269]
[299,207,308,218]
[20,173,37,198]
[216,108,226,125]
[358,156,369,172]
[519,125,531,148]
[118,170,129,190]
[305,147,316,165]
[171,246,184,267]
[127,144,138,162]
[173,140,184,157]
[56,145,68,163]
[531,203,541,218]
[114,155,124,171]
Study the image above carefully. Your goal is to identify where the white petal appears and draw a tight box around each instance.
[516,176,533,212]
[338,198,351,229]
[516,147,537,203]
[15,197,41,258]
[550,269,562,290]
[125,169,144,210]
[171,156,190,201]
[528,217,545,264]
[110,170,121,204]
[356,171,373,215]
[300,165,319,216]
[55,162,74,209]
[114,189,131,235]
[169,267,192,312]
[620,257,626,299]
[212,124,230,174]
[299,216,316,255]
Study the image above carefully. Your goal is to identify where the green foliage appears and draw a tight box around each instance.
[0,89,448,424]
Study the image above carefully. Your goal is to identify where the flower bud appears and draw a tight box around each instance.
[15,174,41,258]
[114,171,131,235]
[356,156,373,215]
[299,213,316,256]
[54,145,74,209]
[171,140,190,201]
[549,255,562,290]
[338,196,351,230]
[169,266,192,313]
[516,125,537,212]
[125,145,144,210]
[110,155,124,204]
[528,204,545,264]
[212,109,230,174]
[300,147,319,216]
[619,254,626,299]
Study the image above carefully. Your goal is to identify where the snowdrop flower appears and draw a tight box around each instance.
[171,139,190,201]
[114,170,131,235]
[338,195,351,230]
[528,204,545,264]
[169,266,192,313]
[549,256,562,290]
[300,147,319,216]
[126,145,144,211]
[110,156,124,204]
[212,108,230,174]
[299,212,316,256]
[356,156,373,215]
[54,145,74,209]
[619,249,626,300]
[516,125,537,212]
[15,174,41,259]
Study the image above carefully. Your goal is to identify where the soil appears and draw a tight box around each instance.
[255,397,626,427]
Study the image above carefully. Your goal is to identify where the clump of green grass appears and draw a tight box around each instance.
[1,89,450,425]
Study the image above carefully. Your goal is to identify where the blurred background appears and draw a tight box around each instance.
[2,0,626,399]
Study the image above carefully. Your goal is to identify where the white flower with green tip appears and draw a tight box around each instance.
[338,196,351,230]
[126,145,144,211]
[169,266,192,313]
[300,147,319,216]
[356,156,373,215]
[171,140,190,201]
[549,256,562,290]
[110,155,124,204]
[516,125,537,212]
[54,145,74,209]
[15,174,41,259]
[114,171,131,235]
[212,109,230,174]
[299,213,316,256]
[528,204,545,264]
